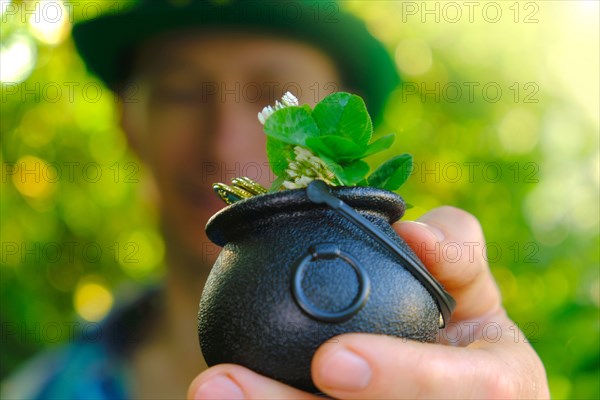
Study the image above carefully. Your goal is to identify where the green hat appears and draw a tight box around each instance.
[72,0,400,119]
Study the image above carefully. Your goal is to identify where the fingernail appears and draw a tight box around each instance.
[195,375,244,400]
[319,348,371,391]
[413,221,445,242]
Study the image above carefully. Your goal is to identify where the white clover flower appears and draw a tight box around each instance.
[257,91,299,125]
[293,146,313,159]
[281,91,299,107]
[257,105,274,125]
[258,92,338,190]
[282,180,302,189]
[295,176,313,187]
[281,146,338,189]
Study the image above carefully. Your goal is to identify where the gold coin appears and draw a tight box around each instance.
[212,183,253,205]
[231,177,268,195]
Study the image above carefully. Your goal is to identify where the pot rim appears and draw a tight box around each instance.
[205,185,405,247]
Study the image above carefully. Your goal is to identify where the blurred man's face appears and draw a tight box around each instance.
[120,32,341,268]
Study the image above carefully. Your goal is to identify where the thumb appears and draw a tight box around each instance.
[311,332,503,399]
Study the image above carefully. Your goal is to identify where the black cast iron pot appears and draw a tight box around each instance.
[198,183,453,393]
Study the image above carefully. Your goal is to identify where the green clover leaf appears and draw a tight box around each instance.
[367,154,414,191]
[259,91,413,195]
[312,92,373,150]
[263,105,318,146]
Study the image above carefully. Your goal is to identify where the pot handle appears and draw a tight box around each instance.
[306,180,455,328]
[291,243,370,323]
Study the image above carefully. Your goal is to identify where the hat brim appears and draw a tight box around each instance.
[72,1,400,119]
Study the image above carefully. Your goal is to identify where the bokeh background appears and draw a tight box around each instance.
[1,0,598,398]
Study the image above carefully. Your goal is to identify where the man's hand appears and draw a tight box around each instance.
[188,206,550,399]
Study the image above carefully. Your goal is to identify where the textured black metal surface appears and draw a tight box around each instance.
[291,242,371,323]
[199,186,439,393]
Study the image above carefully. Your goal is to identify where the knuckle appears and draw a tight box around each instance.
[440,206,483,234]
[477,357,523,399]
[411,353,456,395]
[481,372,520,399]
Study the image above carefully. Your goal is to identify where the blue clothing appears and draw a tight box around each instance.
[2,288,162,400]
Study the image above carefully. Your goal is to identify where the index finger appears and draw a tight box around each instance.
[393,206,503,322]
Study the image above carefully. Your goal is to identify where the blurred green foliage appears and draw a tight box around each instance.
[1,1,598,398]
